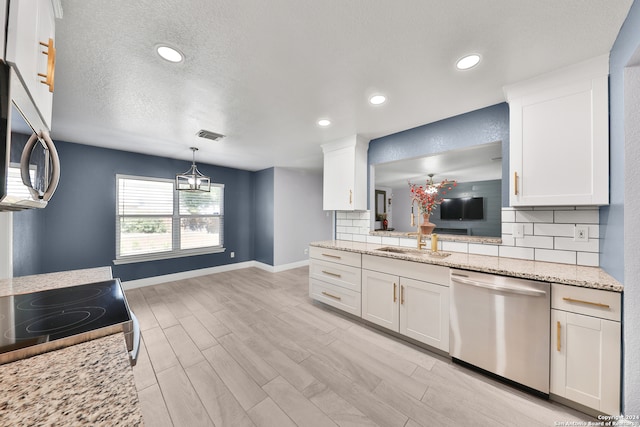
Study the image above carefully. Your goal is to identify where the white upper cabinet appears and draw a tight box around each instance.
[5,0,56,130]
[322,135,369,211]
[504,55,609,206]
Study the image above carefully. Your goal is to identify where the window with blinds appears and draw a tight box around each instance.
[115,175,224,263]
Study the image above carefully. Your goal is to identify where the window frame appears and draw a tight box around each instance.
[114,174,225,265]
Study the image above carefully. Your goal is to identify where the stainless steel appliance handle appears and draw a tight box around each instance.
[129,311,141,367]
[451,275,547,297]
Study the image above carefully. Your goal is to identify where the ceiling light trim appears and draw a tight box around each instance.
[317,119,331,127]
[369,94,387,105]
[156,45,185,63]
[456,54,481,70]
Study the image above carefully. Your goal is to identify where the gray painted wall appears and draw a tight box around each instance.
[368,103,510,206]
[274,168,332,266]
[253,168,274,266]
[606,0,640,415]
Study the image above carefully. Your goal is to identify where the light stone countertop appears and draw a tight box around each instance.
[0,334,143,426]
[311,240,623,292]
[370,230,502,244]
[0,266,114,297]
[0,267,143,425]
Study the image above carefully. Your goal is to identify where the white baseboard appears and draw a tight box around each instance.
[121,259,309,290]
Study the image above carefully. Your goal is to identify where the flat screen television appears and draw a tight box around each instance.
[440,197,484,220]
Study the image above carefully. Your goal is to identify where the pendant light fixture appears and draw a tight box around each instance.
[175,147,211,192]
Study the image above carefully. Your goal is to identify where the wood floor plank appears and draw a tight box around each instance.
[178,315,219,351]
[217,333,278,387]
[247,397,297,427]
[142,326,179,373]
[213,309,257,341]
[300,355,408,427]
[131,336,157,391]
[262,376,338,427]
[303,381,380,427]
[140,287,180,329]
[202,344,267,410]
[125,289,159,331]
[192,309,231,338]
[136,383,173,427]
[185,360,255,427]
[163,323,206,368]
[156,365,214,427]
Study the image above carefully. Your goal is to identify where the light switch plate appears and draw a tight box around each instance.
[512,223,524,238]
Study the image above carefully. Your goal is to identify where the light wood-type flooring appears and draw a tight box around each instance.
[126,266,595,427]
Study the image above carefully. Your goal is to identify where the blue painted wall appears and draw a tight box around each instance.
[601,1,640,283]
[253,167,274,266]
[13,140,256,281]
[368,103,510,206]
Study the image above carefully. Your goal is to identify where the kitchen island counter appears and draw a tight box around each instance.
[311,240,623,292]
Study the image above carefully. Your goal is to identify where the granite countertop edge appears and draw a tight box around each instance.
[310,240,623,292]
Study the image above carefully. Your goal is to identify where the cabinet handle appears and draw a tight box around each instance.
[400,285,405,305]
[393,282,397,302]
[322,270,342,278]
[321,291,342,301]
[557,321,561,352]
[349,189,353,205]
[321,253,341,259]
[562,297,610,309]
[38,38,56,93]
[514,171,519,196]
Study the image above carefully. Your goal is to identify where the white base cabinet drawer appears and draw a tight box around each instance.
[551,284,621,321]
[310,246,362,268]
[309,278,361,317]
[309,259,361,292]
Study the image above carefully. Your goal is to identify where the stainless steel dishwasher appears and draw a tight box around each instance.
[449,269,550,395]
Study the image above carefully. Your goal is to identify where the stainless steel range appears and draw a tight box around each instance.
[0,279,139,366]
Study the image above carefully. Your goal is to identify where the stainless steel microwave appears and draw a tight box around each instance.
[0,62,60,211]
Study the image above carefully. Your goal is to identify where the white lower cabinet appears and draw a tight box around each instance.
[550,284,621,415]
[361,256,449,352]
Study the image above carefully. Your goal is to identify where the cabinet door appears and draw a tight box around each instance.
[551,310,621,415]
[399,278,449,351]
[507,57,609,206]
[323,146,355,211]
[361,270,398,332]
[6,0,55,130]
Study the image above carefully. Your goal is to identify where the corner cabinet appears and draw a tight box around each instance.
[361,255,450,352]
[504,55,609,207]
[322,135,369,211]
[5,0,57,130]
[550,284,621,415]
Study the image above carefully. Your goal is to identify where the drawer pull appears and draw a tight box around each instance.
[393,282,397,302]
[514,171,519,196]
[557,321,561,352]
[322,270,342,278]
[562,297,610,309]
[321,253,342,259]
[401,285,405,305]
[321,291,342,301]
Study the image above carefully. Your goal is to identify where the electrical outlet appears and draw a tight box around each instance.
[230,251,235,258]
[303,248,309,255]
[574,225,589,242]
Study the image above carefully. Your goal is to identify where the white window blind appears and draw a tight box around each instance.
[115,175,224,263]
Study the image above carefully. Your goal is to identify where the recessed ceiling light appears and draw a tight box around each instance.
[456,54,481,70]
[156,45,184,63]
[369,95,386,105]
[318,119,331,127]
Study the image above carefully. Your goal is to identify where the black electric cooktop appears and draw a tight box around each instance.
[0,279,133,363]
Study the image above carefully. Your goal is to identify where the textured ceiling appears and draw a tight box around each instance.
[51,0,633,172]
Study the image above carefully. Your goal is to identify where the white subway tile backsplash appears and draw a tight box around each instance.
[334,207,602,268]
[499,246,534,260]
[469,244,499,256]
[554,209,599,224]
[515,235,554,249]
[534,223,574,237]
[535,249,576,265]
[554,237,599,253]
[577,252,599,266]
[516,210,554,223]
